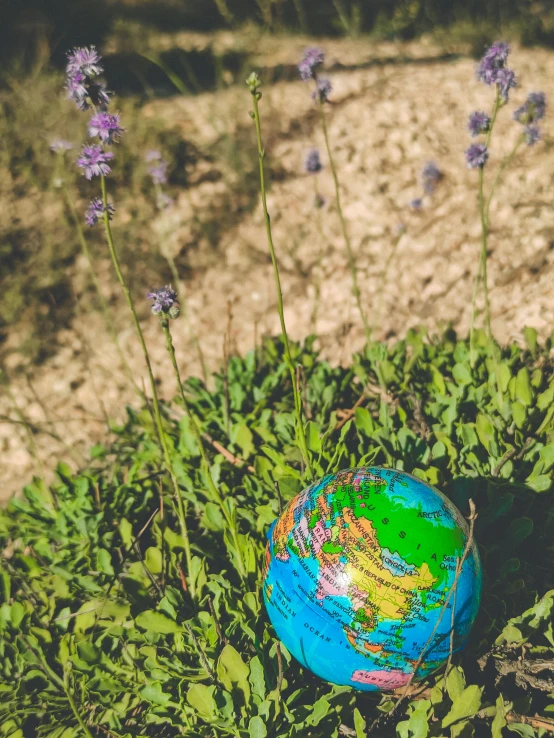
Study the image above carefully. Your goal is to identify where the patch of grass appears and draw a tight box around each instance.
[1,330,553,736]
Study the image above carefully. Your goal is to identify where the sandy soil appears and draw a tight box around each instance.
[2,36,554,500]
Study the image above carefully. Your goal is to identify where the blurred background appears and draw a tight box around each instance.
[2,0,554,495]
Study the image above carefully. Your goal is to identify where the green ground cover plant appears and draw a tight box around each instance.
[1,329,554,736]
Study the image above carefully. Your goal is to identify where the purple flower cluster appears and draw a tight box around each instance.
[65,46,110,111]
[465,143,488,169]
[65,46,123,189]
[514,91,546,146]
[148,160,168,185]
[523,125,541,146]
[85,197,115,226]
[89,112,125,144]
[313,78,332,104]
[298,47,325,81]
[468,111,491,137]
[476,41,516,102]
[422,161,442,194]
[77,145,114,180]
[305,148,322,174]
[147,285,180,318]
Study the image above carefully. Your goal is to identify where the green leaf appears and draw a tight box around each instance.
[405,699,432,738]
[249,655,266,700]
[526,474,552,493]
[96,548,114,576]
[355,406,374,436]
[442,685,482,728]
[451,719,474,738]
[307,697,330,726]
[353,707,366,738]
[306,421,322,453]
[217,644,251,701]
[515,368,533,406]
[144,547,163,574]
[248,715,267,738]
[232,423,255,457]
[511,401,526,429]
[507,724,536,738]
[446,666,466,700]
[523,326,538,355]
[135,610,182,634]
[491,696,507,738]
[139,682,170,705]
[187,683,217,720]
[475,414,495,452]
[430,365,446,395]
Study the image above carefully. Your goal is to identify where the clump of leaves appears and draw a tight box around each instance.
[1,329,554,737]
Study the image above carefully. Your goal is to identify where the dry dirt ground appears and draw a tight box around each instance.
[2,35,554,499]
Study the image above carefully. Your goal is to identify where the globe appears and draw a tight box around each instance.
[262,467,481,691]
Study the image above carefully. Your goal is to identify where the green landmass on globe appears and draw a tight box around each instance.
[263,467,481,691]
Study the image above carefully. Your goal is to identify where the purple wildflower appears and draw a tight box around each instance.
[148,160,168,185]
[476,41,510,85]
[77,145,114,179]
[65,45,110,111]
[495,67,517,102]
[147,285,180,318]
[298,47,325,81]
[66,71,88,107]
[89,112,125,144]
[514,91,547,124]
[468,111,491,137]
[409,198,423,210]
[85,197,115,226]
[524,125,541,146]
[50,139,73,153]
[66,46,103,77]
[145,149,162,162]
[313,77,332,103]
[305,148,322,174]
[422,161,442,194]
[465,143,488,169]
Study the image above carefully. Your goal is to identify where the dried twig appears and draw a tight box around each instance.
[183,621,216,681]
[492,437,532,477]
[208,596,228,645]
[333,393,367,431]
[276,642,284,693]
[506,713,554,733]
[201,432,255,473]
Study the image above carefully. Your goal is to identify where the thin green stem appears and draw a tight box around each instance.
[485,136,523,225]
[161,320,248,580]
[317,95,370,344]
[469,92,500,367]
[478,166,491,338]
[99,175,194,598]
[63,186,142,398]
[249,91,313,478]
[156,218,208,385]
[63,668,94,738]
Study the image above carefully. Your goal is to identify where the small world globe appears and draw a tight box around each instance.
[262,467,481,691]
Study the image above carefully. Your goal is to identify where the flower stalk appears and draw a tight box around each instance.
[99,176,194,598]
[316,93,370,345]
[154,309,248,580]
[247,74,313,478]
